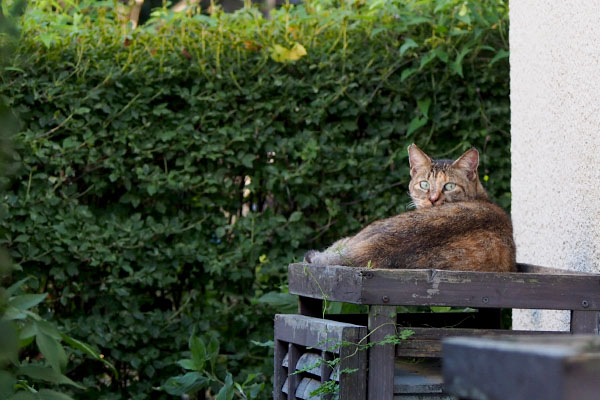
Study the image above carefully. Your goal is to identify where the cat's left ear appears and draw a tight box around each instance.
[452,148,479,181]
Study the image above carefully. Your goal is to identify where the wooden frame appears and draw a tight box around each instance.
[274,314,367,400]
[279,262,600,400]
[443,336,600,400]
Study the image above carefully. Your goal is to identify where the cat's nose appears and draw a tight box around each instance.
[429,192,440,204]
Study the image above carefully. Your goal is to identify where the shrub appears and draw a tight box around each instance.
[1,0,509,397]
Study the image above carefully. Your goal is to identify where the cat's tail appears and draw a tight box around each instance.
[303,245,350,266]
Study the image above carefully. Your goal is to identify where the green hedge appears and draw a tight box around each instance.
[1,0,509,398]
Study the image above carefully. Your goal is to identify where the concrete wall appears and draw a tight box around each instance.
[510,1,600,331]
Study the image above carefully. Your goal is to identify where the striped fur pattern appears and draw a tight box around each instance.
[304,144,516,272]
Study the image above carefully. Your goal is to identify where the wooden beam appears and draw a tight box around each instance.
[367,305,395,400]
[570,310,599,334]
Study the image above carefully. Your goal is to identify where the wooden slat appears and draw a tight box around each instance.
[274,339,287,400]
[288,343,301,400]
[396,327,570,358]
[289,263,600,310]
[340,322,368,400]
[570,310,600,334]
[274,314,365,353]
[288,263,364,303]
[368,305,396,400]
[443,335,600,400]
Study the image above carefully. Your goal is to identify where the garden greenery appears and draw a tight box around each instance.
[1,0,509,397]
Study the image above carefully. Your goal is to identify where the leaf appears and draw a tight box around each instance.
[417,98,431,116]
[17,365,85,389]
[256,292,297,313]
[489,49,509,66]
[162,372,209,396]
[289,211,303,222]
[399,38,418,56]
[8,294,47,311]
[434,48,448,63]
[177,359,197,371]
[6,277,30,296]
[216,373,235,400]
[206,337,219,371]
[60,333,118,378]
[419,51,436,70]
[36,331,67,373]
[400,68,416,82]
[37,389,74,400]
[407,116,428,136]
[270,42,307,63]
[451,47,472,77]
[430,306,452,313]
[189,336,207,371]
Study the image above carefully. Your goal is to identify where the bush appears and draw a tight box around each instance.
[0,0,509,398]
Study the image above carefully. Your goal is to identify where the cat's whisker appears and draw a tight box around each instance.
[405,201,416,210]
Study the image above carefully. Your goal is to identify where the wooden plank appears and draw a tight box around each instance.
[396,327,569,358]
[442,335,600,400]
[340,323,368,400]
[394,359,443,395]
[290,263,600,310]
[517,263,590,275]
[288,263,364,303]
[288,343,301,400]
[361,268,600,310]
[570,310,600,333]
[274,314,366,353]
[299,296,324,318]
[368,305,396,400]
[274,337,287,400]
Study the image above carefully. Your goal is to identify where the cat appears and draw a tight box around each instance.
[304,144,516,272]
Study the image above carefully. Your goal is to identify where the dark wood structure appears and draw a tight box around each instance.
[274,263,600,400]
[443,335,600,400]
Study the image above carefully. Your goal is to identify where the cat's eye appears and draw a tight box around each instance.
[419,181,430,190]
[444,183,456,191]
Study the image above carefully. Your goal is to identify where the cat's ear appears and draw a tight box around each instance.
[408,144,431,177]
[452,148,479,181]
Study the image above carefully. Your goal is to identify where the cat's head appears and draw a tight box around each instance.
[408,144,488,209]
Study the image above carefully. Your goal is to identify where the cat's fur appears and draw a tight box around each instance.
[304,144,516,272]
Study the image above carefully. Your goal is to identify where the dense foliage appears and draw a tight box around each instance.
[0,0,510,397]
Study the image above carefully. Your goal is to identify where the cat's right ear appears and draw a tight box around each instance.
[408,144,431,177]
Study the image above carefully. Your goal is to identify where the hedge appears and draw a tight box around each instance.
[0,0,510,398]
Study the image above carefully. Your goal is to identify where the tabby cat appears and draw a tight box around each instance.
[304,144,516,272]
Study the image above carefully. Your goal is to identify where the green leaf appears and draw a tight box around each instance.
[399,38,418,56]
[8,294,47,311]
[289,211,303,222]
[60,333,118,378]
[216,373,235,400]
[256,292,297,313]
[419,51,436,70]
[430,306,452,313]
[400,68,417,82]
[189,336,207,371]
[490,49,509,66]
[162,372,209,396]
[17,365,85,389]
[417,98,431,116]
[37,389,74,400]
[0,370,16,398]
[451,47,472,77]
[6,277,30,296]
[36,331,67,373]
[177,359,197,371]
[407,116,428,136]
[434,48,448,63]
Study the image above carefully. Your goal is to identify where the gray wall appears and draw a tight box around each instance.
[510,0,600,331]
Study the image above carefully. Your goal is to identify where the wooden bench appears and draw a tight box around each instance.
[443,335,600,400]
[273,263,600,400]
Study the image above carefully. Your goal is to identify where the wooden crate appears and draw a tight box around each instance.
[282,262,600,400]
[443,335,600,400]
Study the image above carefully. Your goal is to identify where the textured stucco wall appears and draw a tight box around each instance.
[510,1,600,331]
